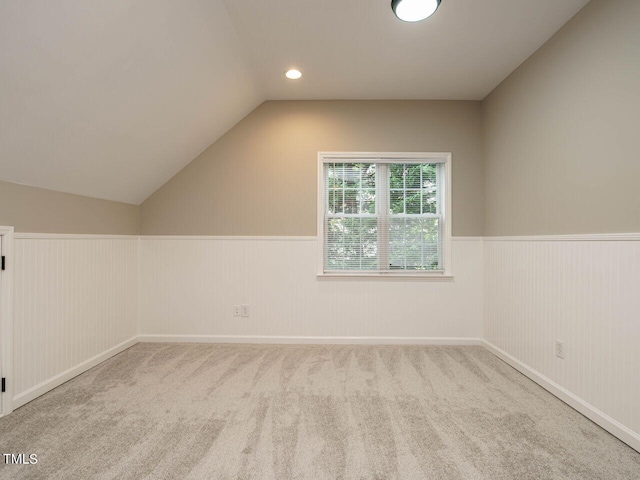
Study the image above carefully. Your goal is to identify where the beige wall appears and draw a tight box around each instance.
[0,181,139,234]
[140,100,484,236]
[483,0,640,236]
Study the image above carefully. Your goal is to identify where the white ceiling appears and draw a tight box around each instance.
[0,0,590,205]
[224,0,590,100]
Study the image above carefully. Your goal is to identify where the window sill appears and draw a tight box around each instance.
[317,273,454,281]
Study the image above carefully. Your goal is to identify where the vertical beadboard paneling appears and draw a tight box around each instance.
[139,237,483,341]
[484,237,640,446]
[10,233,640,452]
[13,236,138,404]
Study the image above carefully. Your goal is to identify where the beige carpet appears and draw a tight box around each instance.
[0,343,639,479]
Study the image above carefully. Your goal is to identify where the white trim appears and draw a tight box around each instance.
[143,236,481,243]
[317,273,454,281]
[136,237,141,338]
[317,152,453,277]
[317,151,451,163]
[317,157,326,274]
[482,340,640,453]
[15,233,137,240]
[0,226,14,416]
[140,235,316,241]
[139,335,482,346]
[484,233,640,242]
[13,233,640,242]
[12,336,138,410]
[443,153,452,275]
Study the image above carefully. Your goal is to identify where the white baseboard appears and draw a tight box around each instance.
[138,334,483,346]
[14,334,639,454]
[13,336,138,409]
[482,340,640,453]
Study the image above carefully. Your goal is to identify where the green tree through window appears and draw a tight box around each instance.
[320,154,449,275]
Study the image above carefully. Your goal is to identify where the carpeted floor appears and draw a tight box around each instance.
[0,343,639,479]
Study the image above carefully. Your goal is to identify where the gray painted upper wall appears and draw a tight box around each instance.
[5,0,638,238]
[140,100,484,236]
[142,0,640,238]
[483,0,640,236]
[0,181,139,234]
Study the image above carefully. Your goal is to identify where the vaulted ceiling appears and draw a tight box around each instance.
[0,0,590,204]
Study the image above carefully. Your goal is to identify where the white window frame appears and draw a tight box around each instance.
[317,152,452,279]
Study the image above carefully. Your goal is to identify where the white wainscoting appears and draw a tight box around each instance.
[12,235,138,407]
[139,237,483,343]
[483,237,640,451]
[9,232,640,452]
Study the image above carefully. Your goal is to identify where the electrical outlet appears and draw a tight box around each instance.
[241,304,249,317]
[555,340,565,359]
[233,305,241,317]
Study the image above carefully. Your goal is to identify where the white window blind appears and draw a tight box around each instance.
[318,153,451,277]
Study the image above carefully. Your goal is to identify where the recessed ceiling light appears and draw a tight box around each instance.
[285,69,302,80]
[392,0,441,22]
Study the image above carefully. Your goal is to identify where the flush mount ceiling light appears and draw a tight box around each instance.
[392,0,441,22]
[285,69,302,80]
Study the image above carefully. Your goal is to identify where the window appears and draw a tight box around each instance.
[317,152,452,277]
